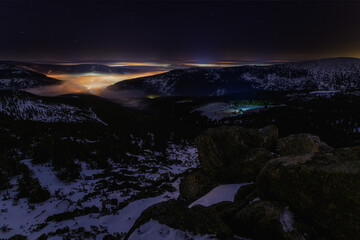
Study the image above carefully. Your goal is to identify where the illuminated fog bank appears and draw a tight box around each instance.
[25,71,167,96]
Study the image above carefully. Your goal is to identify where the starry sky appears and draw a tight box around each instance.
[1,0,360,64]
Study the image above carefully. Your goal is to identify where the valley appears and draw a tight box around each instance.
[1,58,360,239]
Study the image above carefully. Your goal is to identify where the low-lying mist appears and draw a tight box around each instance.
[25,71,166,107]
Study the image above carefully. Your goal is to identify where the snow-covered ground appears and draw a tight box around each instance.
[0,142,199,239]
[188,183,252,208]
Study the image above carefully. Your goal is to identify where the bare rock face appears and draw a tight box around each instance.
[143,126,356,239]
[233,183,257,203]
[126,199,233,239]
[231,200,305,240]
[179,169,217,202]
[278,133,321,155]
[257,146,360,239]
[195,125,277,182]
[258,125,279,150]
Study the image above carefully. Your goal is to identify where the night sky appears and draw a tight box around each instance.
[1,0,360,63]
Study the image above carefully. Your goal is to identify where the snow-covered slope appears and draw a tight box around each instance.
[0,63,61,90]
[0,91,106,124]
[108,67,253,96]
[0,142,199,239]
[242,58,360,91]
[109,58,360,96]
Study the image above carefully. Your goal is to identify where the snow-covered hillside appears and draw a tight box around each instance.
[0,91,106,124]
[242,58,360,91]
[0,63,61,90]
[0,141,199,239]
[109,58,360,96]
[108,67,245,97]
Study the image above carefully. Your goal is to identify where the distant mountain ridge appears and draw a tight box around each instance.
[0,63,62,90]
[108,58,360,96]
[0,61,136,75]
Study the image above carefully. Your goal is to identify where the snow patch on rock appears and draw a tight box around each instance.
[280,206,295,232]
[188,183,252,208]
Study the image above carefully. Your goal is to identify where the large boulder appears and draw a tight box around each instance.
[230,200,305,240]
[195,125,277,182]
[278,133,321,155]
[257,146,360,239]
[233,183,257,203]
[258,125,279,150]
[125,199,233,239]
[179,169,217,202]
[207,200,245,219]
[235,148,274,182]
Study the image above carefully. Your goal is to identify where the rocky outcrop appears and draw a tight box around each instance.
[179,125,277,201]
[233,183,257,203]
[278,133,321,155]
[258,146,360,239]
[125,199,233,239]
[179,169,217,202]
[257,125,279,150]
[195,125,277,182]
[231,201,304,240]
[132,125,356,240]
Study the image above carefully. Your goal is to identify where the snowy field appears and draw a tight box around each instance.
[0,142,199,239]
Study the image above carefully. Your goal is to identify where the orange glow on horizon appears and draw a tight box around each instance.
[52,61,171,68]
[107,62,171,67]
[48,70,167,90]
[25,70,168,96]
[182,62,242,67]
[39,59,292,68]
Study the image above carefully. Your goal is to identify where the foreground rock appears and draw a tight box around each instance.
[231,201,305,240]
[179,169,217,202]
[154,125,354,239]
[278,133,321,155]
[233,183,257,203]
[125,199,233,239]
[258,146,360,239]
[195,125,277,182]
